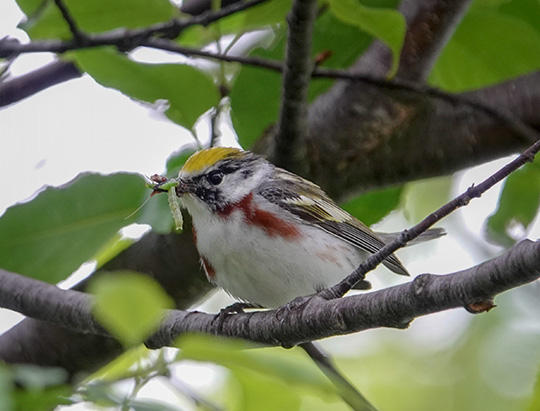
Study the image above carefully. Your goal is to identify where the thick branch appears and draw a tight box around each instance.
[0,239,539,349]
[0,60,82,107]
[395,0,473,82]
[0,221,212,379]
[2,2,539,196]
[325,132,540,297]
[271,0,317,172]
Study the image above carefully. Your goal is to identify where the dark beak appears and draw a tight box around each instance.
[150,176,187,197]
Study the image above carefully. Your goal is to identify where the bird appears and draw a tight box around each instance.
[166,147,444,309]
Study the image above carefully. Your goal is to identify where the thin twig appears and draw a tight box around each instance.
[53,0,87,45]
[0,0,271,58]
[300,342,377,411]
[395,0,473,82]
[322,135,540,299]
[133,40,540,147]
[1,31,537,148]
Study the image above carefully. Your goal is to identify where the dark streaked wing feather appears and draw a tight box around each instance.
[258,169,409,276]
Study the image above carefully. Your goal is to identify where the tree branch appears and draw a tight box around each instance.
[300,342,377,411]
[270,0,317,173]
[395,0,473,82]
[0,60,82,107]
[0,239,539,350]
[0,0,270,106]
[2,1,539,197]
[53,0,87,45]
[0,222,212,379]
[324,131,540,297]
[0,0,271,59]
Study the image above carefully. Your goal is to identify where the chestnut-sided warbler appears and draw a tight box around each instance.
[170,147,443,308]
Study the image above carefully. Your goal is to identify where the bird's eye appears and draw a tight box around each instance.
[207,171,224,185]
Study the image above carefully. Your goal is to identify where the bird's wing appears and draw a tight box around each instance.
[258,169,408,275]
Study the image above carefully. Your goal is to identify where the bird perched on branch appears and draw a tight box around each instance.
[156,147,444,308]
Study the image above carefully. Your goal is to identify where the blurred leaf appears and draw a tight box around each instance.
[528,366,540,411]
[341,186,403,226]
[176,334,335,396]
[89,346,150,382]
[73,48,219,130]
[128,399,180,411]
[13,386,72,411]
[13,365,68,389]
[486,161,540,247]
[17,0,177,39]
[327,0,405,75]
[8,365,71,411]
[89,271,173,346]
[93,234,136,269]
[0,366,13,411]
[429,8,540,92]
[228,366,302,411]
[0,173,146,283]
[498,0,540,32]
[402,176,453,224]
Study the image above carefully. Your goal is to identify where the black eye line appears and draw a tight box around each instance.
[217,163,240,175]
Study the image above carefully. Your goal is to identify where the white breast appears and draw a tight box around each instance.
[186,195,360,308]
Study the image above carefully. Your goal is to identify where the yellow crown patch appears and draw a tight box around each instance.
[182,147,244,173]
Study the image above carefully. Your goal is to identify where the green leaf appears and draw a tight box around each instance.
[14,386,72,411]
[89,271,173,347]
[327,0,405,76]
[165,146,198,178]
[308,8,383,100]
[229,36,284,148]
[17,0,177,39]
[228,366,302,411]
[0,366,13,411]
[176,334,335,396]
[429,9,540,92]
[499,0,540,34]
[528,365,540,411]
[179,0,291,47]
[486,161,540,247]
[89,346,150,382]
[230,7,386,148]
[73,48,219,130]
[341,186,403,226]
[10,365,71,411]
[0,173,146,283]
[217,0,291,33]
[12,365,68,390]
